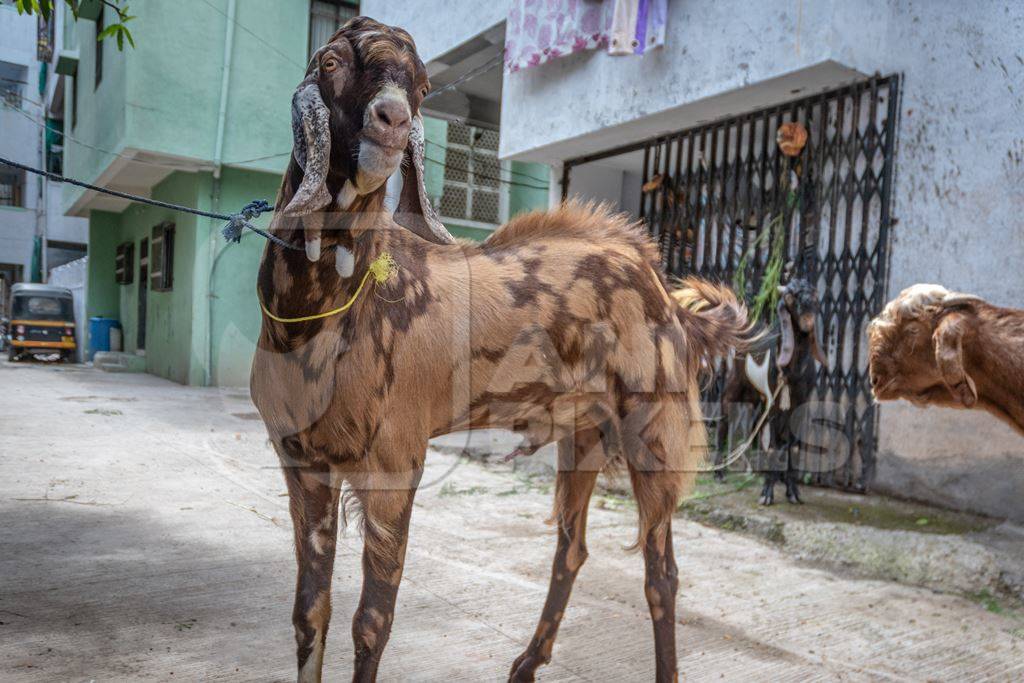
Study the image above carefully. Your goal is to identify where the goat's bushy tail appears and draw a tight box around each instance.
[670,277,757,364]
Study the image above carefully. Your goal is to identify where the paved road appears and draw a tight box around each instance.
[1,361,1021,681]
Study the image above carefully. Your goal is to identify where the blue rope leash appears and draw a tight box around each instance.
[0,155,302,252]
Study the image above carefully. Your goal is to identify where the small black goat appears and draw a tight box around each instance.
[714,278,828,504]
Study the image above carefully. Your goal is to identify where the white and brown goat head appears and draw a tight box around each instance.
[867,284,982,408]
[283,16,453,258]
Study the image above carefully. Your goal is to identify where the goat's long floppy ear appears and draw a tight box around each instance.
[777,298,794,368]
[394,115,455,244]
[285,69,332,217]
[933,312,978,407]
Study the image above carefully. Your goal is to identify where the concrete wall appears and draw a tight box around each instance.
[85,168,279,386]
[361,0,509,63]
[500,0,867,162]
[47,256,87,362]
[829,1,1024,521]
[63,0,308,211]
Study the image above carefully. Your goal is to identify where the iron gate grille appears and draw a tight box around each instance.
[563,75,901,492]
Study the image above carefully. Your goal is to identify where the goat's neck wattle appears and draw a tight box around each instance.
[967,310,1024,435]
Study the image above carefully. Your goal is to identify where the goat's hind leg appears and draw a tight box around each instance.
[630,467,682,683]
[508,427,604,682]
[280,455,342,683]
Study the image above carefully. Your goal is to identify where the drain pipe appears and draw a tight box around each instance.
[205,0,237,386]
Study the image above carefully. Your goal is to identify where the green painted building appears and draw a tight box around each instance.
[67,1,548,386]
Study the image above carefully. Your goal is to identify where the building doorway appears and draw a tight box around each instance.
[561,75,902,492]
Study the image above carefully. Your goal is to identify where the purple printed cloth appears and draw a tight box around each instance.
[505,0,667,73]
[505,0,612,73]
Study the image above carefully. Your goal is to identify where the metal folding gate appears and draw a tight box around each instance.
[562,75,901,492]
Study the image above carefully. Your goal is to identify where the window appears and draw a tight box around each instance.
[1,80,21,108]
[309,1,359,59]
[439,122,504,228]
[149,223,174,291]
[94,9,103,89]
[12,295,73,321]
[0,169,24,207]
[0,60,26,108]
[115,241,134,284]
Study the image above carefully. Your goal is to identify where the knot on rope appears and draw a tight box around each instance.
[222,199,274,244]
[367,252,398,285]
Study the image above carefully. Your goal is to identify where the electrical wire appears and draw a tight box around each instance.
[423,54,503,102]
[195,0,307,72]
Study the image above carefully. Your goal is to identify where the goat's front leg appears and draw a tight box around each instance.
[758,471,778,505]
[282,462,341,683]
[350,478,421,682]
[509,428,602,682]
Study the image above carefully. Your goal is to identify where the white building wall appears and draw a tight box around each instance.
[0,3,87,283]
[0,5,42,280]
[826,1,1024,519]
[360,0,509,63]
[47,255,87,362]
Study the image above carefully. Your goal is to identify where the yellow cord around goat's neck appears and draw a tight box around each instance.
[260,252,398,324]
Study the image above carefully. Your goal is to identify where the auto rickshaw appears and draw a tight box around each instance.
[5,283,77,362]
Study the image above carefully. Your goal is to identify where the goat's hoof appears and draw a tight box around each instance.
[758,494,774,506]
[713,470,726,482]
[508,652,540,682]
[786,493,804,504]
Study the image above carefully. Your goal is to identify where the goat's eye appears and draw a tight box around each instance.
[323,58,340,73]
[419,86,429,99]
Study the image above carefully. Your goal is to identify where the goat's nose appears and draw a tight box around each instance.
[370,98,410,132]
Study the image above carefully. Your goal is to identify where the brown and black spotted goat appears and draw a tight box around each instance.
[251,17,753,682]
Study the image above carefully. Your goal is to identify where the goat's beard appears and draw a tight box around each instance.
[355,140,404,194]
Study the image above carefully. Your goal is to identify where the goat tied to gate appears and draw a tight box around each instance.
[714,277,828,505]
[868,284,1024,436]
[250,17,754,683]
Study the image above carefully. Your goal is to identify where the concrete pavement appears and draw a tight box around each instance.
[1,360,1021,681]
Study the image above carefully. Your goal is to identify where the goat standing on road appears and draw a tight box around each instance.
[250,18,755,683]
[715,278,828,504]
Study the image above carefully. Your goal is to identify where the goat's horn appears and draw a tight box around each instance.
[940,294,982,309]
[285,81,332,217]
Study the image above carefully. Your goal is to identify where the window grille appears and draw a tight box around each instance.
[562,75,901,493]
[115,242,134,284]
[149,223,175,292]
[439,122,504,228]
[0,170,24,207]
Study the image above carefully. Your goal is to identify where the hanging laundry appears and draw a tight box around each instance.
[505,0,668,72]
[608,0,668,56]
[505,0,613,72]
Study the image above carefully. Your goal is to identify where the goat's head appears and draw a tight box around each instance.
[284,16,453,253]
[776,278,828,368]
[867,284,982,408]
